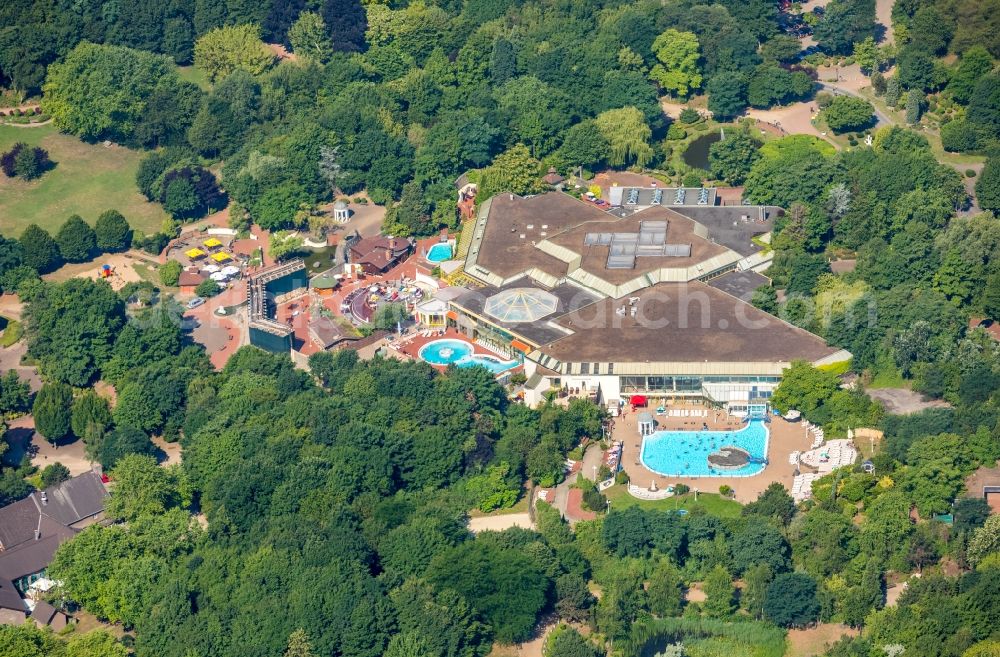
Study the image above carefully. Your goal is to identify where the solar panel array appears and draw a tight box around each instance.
[586,220,691,269]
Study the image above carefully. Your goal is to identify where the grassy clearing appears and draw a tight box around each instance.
[177,66,212,92]
[0,319,22,347]
[605,486,742,519]
[868,366,907,388]
[0,124,168,238]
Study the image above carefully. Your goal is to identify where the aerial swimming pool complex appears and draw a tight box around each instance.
[419,339,519,374]
[640,420,770,477]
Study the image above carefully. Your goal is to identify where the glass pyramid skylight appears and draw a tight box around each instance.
[483,288,559,323]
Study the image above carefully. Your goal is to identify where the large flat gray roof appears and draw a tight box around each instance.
[707,270,771,301]
[536,282,839,365]
[672,206,779,257]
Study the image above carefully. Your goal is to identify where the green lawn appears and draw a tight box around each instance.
[177,66,212,92]
[0,124,168,238]
[605,485,743,518]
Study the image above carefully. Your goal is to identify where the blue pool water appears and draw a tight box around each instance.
[426,243,453,262]
[641,420,769,477]
[419,339,519,374]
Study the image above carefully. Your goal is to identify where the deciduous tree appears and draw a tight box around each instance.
[594,107,654,168]
[194,24,275,82]
[289,12,333,63]
[650,29,702,98]
[763,573,821,628]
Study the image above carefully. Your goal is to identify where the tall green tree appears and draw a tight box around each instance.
[594,107,654,168]
[647,562,685,617]
[43,42,188,144]
[19,224,62,274]
[650,29,702,98]
[194,24,275,82]
[24,278,127,385]
[426,538,550,644]
[56,214,97,262]
[288,12,332,63]
[709,131,759,184]
[94,210,132,252]
[479,144,543,198]
[703,564,735,617]
[976,158,1000,214]
[707,71,748,120]
[763,573,821,628]
[33,382,74,443]
[70,390,112,441]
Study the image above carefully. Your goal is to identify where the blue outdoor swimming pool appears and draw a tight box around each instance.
[641,420,770,477]
[426,243,453,262]
[419,339,519,374]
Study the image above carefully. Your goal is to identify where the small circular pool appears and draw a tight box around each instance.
[426,243,453,263]
[418,339,519,374]
[419,339,474,365]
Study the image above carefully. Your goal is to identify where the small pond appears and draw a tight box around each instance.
[682,131,723,169]
[300,246,338,274]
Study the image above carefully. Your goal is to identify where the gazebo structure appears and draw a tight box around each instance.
[333,200,351,223]
[637,411,657,436]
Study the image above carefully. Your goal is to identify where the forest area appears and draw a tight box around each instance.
[2,0,1000,656]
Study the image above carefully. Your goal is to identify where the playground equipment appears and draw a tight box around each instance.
[99,264,114,278]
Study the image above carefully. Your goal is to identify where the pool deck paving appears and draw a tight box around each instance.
[614,404,816,503]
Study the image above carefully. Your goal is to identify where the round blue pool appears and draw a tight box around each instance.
[426,243,453,263]
[418,339,519,374]
[641,420,769,477]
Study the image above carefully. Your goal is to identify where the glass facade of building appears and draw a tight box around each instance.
[620,375,780,393]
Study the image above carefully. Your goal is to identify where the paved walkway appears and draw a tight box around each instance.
[0,341,41,392]
[4,415,96,476]
[184,284,245,369]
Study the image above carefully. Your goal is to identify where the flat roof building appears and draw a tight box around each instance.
[438,190,848,412]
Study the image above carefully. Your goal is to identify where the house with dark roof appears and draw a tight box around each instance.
[347,235,413,274]
[0,470,108,626]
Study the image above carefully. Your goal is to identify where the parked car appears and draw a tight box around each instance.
[186,297,206,309]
